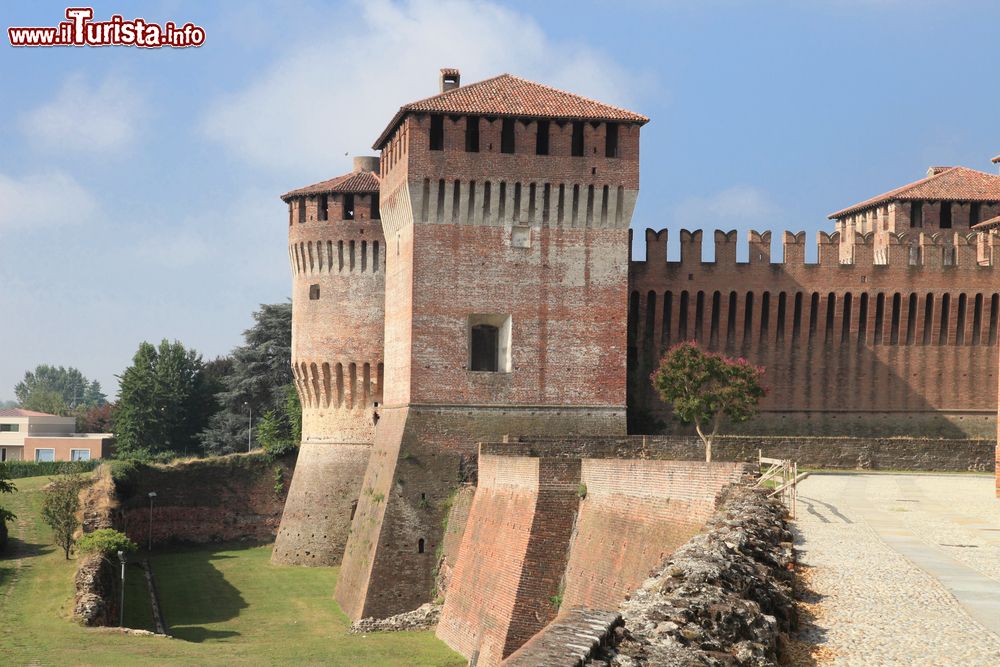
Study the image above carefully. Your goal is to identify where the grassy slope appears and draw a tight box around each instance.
[0,476,463,667]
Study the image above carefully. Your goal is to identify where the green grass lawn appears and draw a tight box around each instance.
[0,475,463,666]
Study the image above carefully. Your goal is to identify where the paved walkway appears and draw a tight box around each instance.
[793,473,1000,666]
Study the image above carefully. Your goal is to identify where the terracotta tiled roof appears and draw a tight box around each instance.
[0,408,58,417]
[373,73,648,149]
[828,166,1000,219]
[281,170,379,201]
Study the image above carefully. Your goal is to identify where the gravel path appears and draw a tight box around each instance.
[792,473,1000,666]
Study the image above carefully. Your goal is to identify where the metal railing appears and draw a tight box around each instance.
[756,450,805,519]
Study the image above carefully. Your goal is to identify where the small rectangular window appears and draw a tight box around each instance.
[318,194,328,221]
[971,203,982,227]
[468,315,512,372]
[371,193,380,220]
[0,424,19,432]
[309,284,320,300]
[71,449,91,462]
[35,448,55,463]
[571,121,584,156]
[940,201,952,228]
[429,115,444,150]
[911,201,923,228]
[343,194,355,220]
[605,122,619,158]
[501,118,515,154]
[465,116,480,153]
[536,120,549,155]
[298,197,306,223]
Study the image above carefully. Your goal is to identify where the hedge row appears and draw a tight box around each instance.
[4,459,101,479]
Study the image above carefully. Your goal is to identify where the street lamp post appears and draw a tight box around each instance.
[147,491,157,552]
[118,550,126,628]
[243,401,252,452]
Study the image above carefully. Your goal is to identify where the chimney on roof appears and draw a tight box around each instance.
[353,156,380,173]
[926,166,951,177]
[440,68,460,93]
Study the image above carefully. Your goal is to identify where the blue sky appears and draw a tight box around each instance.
[1,0,997,401]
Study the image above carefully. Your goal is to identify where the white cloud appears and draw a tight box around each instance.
[20,73,145,154]
[673,185,781,229]
[201,0,649,175]
[0,170,98,229]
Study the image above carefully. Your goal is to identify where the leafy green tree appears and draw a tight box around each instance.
[256,385,302,457]
[114,340,217,458]
[41,473,87,559]
[15,365,107,413]
[0,463,15,552]
[651,342,766,463]
[199,303,293,455]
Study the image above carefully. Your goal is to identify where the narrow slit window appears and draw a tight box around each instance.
[858,293,868,344]
[465,116,480,152]
[710,291,721,347]
[501,118,515,154]
[939,293,951,345]
[318,194,328,221]
[429,115,444,151]
[776,292,786,343]
[759,291,770,340]
[298,197,306,223]
[825,293,836,343]
[371,193,380,220]
[923,294,934,345]
[940,202,952,229]
[973,293,983,345]
[956,293,967,345]
[990,294,999,345]
[808,293,819,340]
[571,121,584,157]
[911,201,923,228]
[727,292,737,346]
[535,120,549,156]
[889,293,900,344]
[905,294,917,344]
[605,122,619,158]
[695,291,705,342]
[343,194,355,220]
[841,292,852,344]
[792,292,803,342]
[743,292,754,344]
[679,291,689,340]
[874,293,885,343]
[970,203,982,227]
[662,291,673,349]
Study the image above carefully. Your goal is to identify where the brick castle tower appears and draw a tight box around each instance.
[334,70,648,618]
[272,157,385,565]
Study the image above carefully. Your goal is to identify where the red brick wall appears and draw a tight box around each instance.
[562,459,743,610]
[630,229,1000,437]
[436,447,745,666]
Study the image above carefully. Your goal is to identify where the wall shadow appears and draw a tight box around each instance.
[150,548,248,643]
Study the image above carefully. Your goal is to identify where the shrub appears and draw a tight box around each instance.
[5,459,100,480]
[77,528,138,556]
[41,473,89,559]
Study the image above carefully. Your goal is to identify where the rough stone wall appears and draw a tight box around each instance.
[73,553,119,626]
[630,228,1000,438]
[117,453,295,547]
[435,484,475,597]
[562,459,744,611]
[436,444,748,666]
[596,486,796,666]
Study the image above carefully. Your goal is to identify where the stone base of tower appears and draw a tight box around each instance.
[333,404,625,620]
[271,441,371,566]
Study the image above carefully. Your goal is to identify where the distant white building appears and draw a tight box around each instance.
[0,408,113,462]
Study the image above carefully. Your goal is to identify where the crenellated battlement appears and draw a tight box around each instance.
[632,227,999,272]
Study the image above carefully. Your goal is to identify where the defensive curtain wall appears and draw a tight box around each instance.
[629,227,1000,438]
[435,439,750,666]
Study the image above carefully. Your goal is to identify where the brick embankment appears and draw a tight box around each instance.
[594,486,795,666]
